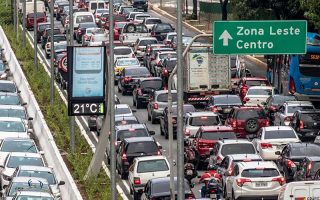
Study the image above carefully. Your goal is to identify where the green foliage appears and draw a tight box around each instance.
[300,0,320,31]
[0,0,119,199]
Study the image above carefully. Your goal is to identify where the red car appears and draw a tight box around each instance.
[236,77,271,101]
[225,106,269,138]
[26,12,47,30]
[114,21,129,40]
[189,126,237,169]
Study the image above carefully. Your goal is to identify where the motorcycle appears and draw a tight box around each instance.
[184,162,197,186]
[184,139,196,164]
[200,177,223,200]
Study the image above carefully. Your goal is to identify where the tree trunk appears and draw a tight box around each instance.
[192,0,197,19]
[219,0,228,20]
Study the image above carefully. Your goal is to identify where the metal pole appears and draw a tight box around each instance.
[160,0,162,8]
[16,0,19,39]
[272,55,276,86]
[176,0,184,198]
[22,0,26,48]
[69,0,75,153]
[50,0,55,105]
[109,0,116,198]
[277,55,282,93]
[33,0,38,68]
[13,0,17,32]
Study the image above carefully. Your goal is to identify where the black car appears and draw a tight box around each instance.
[117,67,151,95]
[206,95,243,121]
[290,110,320,141]
[263,95,297,124]
[132,0,148,12]
[294,156,320,181]
[145,46,172,71]
[36,22,50,43]
[41,28,62,49]
[133,77,163,109]
[160,104,195,139]
[276,142,320,181]
[75,22,98,44]
[141,177,195,199]
[150,23,175,41]
[116,137,161,179]
[56,1,69,21]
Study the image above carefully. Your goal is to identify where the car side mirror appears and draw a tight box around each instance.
[149,131,155,135]
[275,151,281,155]
[18,90,21,94]
[132,109,137,113]
[22,102,27,106]
[5,68,9,72]
[58,180,65,186]
[39,151,45,155]
[28,117,33,120]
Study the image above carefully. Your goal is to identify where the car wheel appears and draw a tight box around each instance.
[45,53,50,59]
[121,89,126,96]
[160,125,164,135]
[244,118,259,134]
[133,190,139,200]
[151,114,156,124]
[147,112,151,121]
[136,100,141,109]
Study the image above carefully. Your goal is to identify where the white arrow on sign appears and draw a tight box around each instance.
[219,30,233,46]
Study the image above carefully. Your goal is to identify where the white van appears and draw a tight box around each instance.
[88,0,106,13]
[18,0,33,11]
[25,1,45,15]
[278,181,320,200]
[73,11,95,30]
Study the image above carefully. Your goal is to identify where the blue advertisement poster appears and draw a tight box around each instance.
[72,47,105,98]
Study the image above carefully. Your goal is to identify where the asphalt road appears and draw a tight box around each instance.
[26,5,268,199]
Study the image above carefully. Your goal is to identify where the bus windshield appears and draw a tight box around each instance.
[299,53,320,77]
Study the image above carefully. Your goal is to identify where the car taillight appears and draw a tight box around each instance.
[260,142,272,149]
[184,128,190,136]
[287,160,296,168]
[185,194,195,199]
[124,76,132,83]
[299,120,304,129]
[236,178,251,187]
[162,68,169,77]
[231,120,237,128]
[289,77,296,94]
[216,156,222,164]
[133,177,141,185]
[121,153,127,160]
[153,103,158,110]
[284,116,292,122]
[46,43,50,48]
[157,150,161,155]
[211,106,218,112]
[265,120,269,126]
[307,162,313,176]
[172,117,177,124]
[228,167,233,176]
[272,177,286,186]
[137,88,142,95]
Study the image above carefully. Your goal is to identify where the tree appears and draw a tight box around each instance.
[300,0,320,31]
[219,0,229,20]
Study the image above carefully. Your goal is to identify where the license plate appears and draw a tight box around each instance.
[187,170,193,175]
[255,182,267,187]
[223,108,231,113]
[276,145,283,150]
[210,194,217,198]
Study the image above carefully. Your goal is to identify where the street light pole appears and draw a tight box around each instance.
[13,0,17,32]
[69,0,75,153]
[50,0,55,105]
[33,0,38,68]
[22,0,26,47]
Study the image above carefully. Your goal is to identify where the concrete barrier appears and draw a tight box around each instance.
[0,26,83,200]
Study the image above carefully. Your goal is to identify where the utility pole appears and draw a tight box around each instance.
[13,0,17,32]
[33,0,38,68]
[16,0,19,39]
[69,0,75,153]
[22,0,26,47]
[50,0,55,105]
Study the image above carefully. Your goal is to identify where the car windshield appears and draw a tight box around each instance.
[7,156,44,168]
[0,95,20,105]
[146,19,162,24]
[221,143,256,156]
[115,120,138,126]
[9,182,50,196]
[139,40,158,46]
[273,96,296,105]
[172,105,195,115]
[1,140,37,153]
[155,24,172,32]
[0,108,25,119]
[301,113,320,121]
[159,53,177,60]
[0,121,25,132]
[291,145,320,157]
[137,159,169,173]
[117,129,149,141]
[157,93,177,102]
[287,105,314,113]
[189,116,220,126]
[213,96,242,105]
[164,60,176,70]
[264,129,297,139]
[236,109,267,120]
[151,180,190,194]
[76,15,94,23]
[247,88,272,96]
[125,68,150,76]
[201,131,236,140]
[115,107,131,115]
[18,170,56,185]
[246,80,268,87]
[141,80,162,90]
[241,168,279,178]
[114,48,132,55]
[53,36,66,42]
[16,196,53,200]
[0,83,16,93]
[54,44,67,51]
[126,141,158,154]
[116,59,139,66]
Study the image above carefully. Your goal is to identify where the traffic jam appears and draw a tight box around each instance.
[23,0,320,199]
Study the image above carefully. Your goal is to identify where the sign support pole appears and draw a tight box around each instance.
[50,0,55,105]
[33,0,38,69]
[22,0,26,48]
[69,0,75,153]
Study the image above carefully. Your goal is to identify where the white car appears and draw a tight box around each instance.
[13,191,54,200]
[133,13,151,24]
[45,40,67,59]
[0,117,33,139]
[128,155,170,199]
[274,101,314,126]
[225,161,285,200]
[278,180,320,200]
[252,126,301,160]
[88,33,108,46]
[114,46,135,60]
[183,112,221,137]
[115,104,136,117]
[0,152,45,189]
[243,86,274,106]
[141,17,162,31]
[0,105,32,129]
[127,11,143,21]
[94,8,108,23]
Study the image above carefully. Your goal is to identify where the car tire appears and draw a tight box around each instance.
[147,112,151,121]
[136,99,141,109]
[45,53,50,59]
[160,126,164,135]
[120,169,127,179]
[133,190,139,200]
[151,114,156,124]
[244,118,259,134]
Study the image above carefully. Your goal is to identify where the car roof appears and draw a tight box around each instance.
[11,177,48,183]
[9,152,42,158]
[114,46,132,49]
[139,37,158,41]
[228,154,262,160]
[2,137,34,142]
[134,155,167,162]
[0,92,18,96]
[263,126,294,131]
[155,90,177,94]
[200,126,233,132]
[115,104,130,108]
[306,156,320,162]
[0,105,25,110]
[235,106,263,110]
[116,124,146,130]
[116,57,138,61]
[242,77,268,81]
[284,101,314,106]
[297,110,320,114]
[0,80,15,84]
[18,165,53,172]
[124,136,154,143]
[289,142,319,148]
[218,139,253,144]
[115,115,137,121]
[211,94,240,99]
[186,111,219,117]
[139,77,162,82]
[0,117,25,122]
[237,161,277,169]
[15,191,53,197]
[158,51,176,54]
[248,86,273,90]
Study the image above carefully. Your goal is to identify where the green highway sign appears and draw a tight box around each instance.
[213,20,307,55]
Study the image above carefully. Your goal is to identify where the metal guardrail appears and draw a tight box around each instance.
[0,26,83,200]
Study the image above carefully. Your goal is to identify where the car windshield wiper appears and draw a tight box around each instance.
[0,89,12,92]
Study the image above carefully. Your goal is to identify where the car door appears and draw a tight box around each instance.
[277,145,289,172]
[275,106,285,125]
[128,159,136,186]
[141,181,151,200]
[252,129,263,153]
[226,164,239,197]
[218,157,229,185]
[116,142,124,169]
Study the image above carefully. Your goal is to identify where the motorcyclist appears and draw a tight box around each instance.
[199,172,222,198]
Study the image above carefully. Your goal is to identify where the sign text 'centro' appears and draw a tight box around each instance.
[213,20,307,55]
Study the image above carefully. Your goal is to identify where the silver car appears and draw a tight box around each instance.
[147,90,177,124]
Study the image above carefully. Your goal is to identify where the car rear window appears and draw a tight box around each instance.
[172,105,195,115]
[139,40,158,46]
[53,35,66,42]
[247,88,272,96]
[141,80,162,90]
[0,83,16,93]
[221,143,256,156]
[137,159,169,173]
[236,109,267,120]
[264,129,297,139]
[157,93,177,102]
[76,15,94,23]
[273,95,296,105]
[0,95,20,105]
[288,105,314,113]
[115,107,131,115]
[125,68,150,76]
[190,116,220,126]
[115,120,138,126]
[126,141,158,154]
[80,23,97,28]
[159,53,177,60]
[291,145,320,157]
[39,24,50,31]
[114,48,132,55]
[301,113,320,122]
[164,60,176,70]
[241,168,279,177]
[155,24,173,32]
[151,180,190,194]
[246,80,269,87]
[201,131,236,140]
[117,129,149,141]
[146,19,162,24]
[213,96,242,105]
